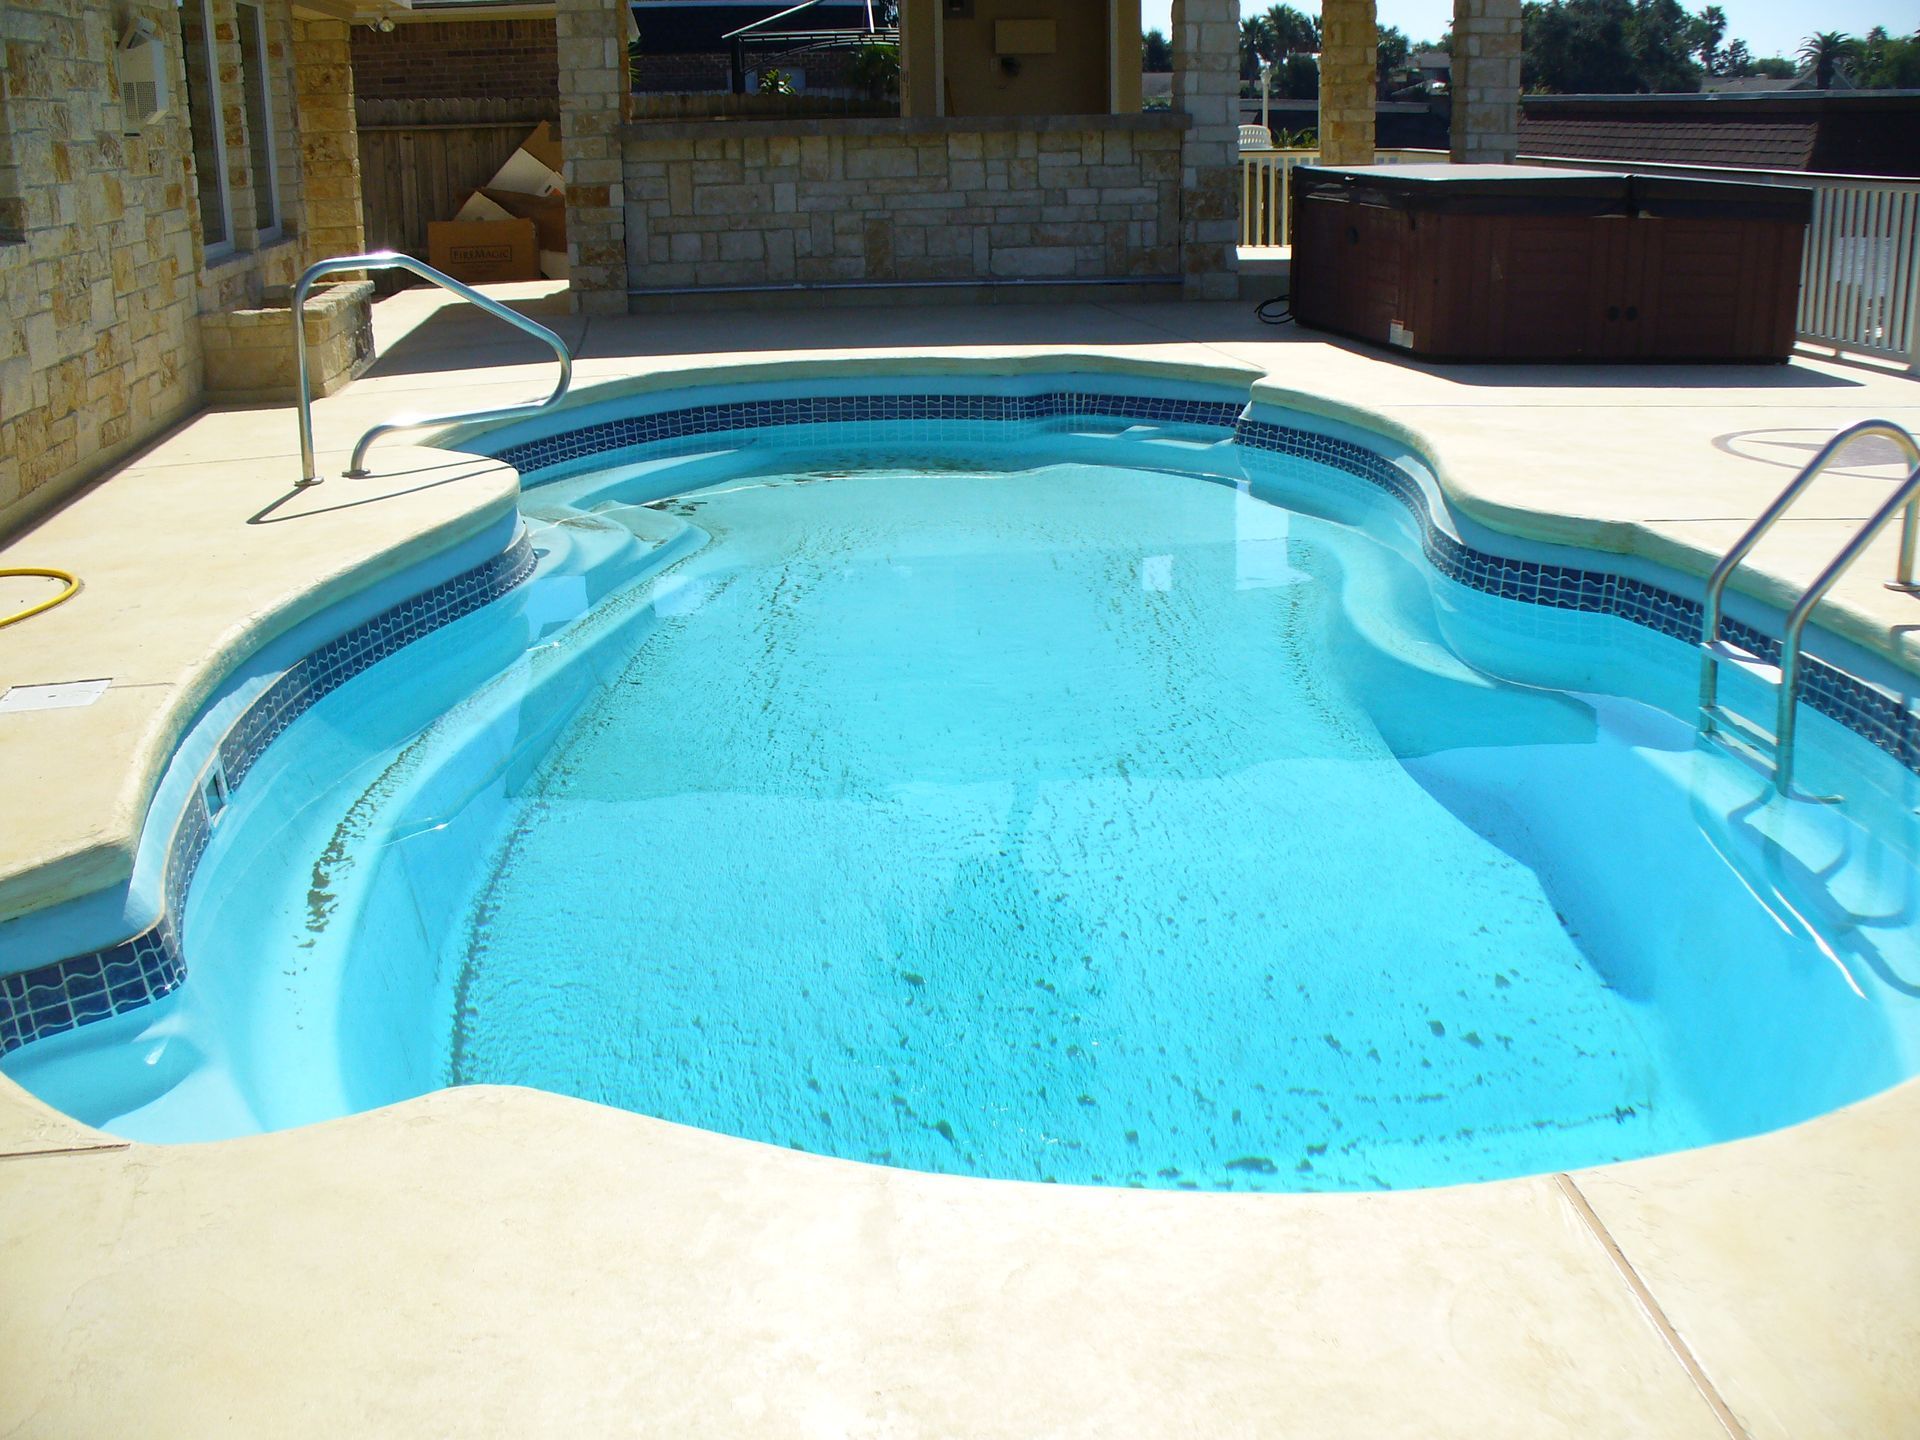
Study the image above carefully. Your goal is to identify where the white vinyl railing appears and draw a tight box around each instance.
[1518,156,1920,370]
[1238,148,1445,249]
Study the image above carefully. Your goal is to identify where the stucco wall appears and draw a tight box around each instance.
[622,117,1185,292]
[0,0,313,539]
[900,0,1141,119]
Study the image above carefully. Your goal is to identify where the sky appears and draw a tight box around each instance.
[1137,0,1920,63]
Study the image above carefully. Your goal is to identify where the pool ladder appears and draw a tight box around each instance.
[292,252,573,487]
[1699,419,1920,798]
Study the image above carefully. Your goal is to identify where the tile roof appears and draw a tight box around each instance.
[1518,117,1819,170]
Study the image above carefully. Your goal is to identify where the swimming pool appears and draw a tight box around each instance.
[5,370,1919,1192]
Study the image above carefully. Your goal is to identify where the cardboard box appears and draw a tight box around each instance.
[539,248,570,282]
[452,190,515,224]
[427,218,538,283]
[481,186,567,253]
[488,147,563,199]
[519,121,563,174]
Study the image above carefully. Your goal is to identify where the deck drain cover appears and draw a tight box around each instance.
[0,679,112,713]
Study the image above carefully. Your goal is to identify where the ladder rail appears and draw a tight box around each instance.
[1699,420,1920,724]
[293,252,573,486]
[1776,443,1920,791]
[1697,418,1920,796]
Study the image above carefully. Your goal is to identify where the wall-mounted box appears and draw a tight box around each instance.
[993,19,1057,54]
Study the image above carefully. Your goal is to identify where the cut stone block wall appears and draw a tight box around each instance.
[556,0,630,315]
[1319,0,1378,165]
[621,119,1186,291]
[200,279,374,403]
[1170,0,1237,299]
[1451,0,1523,163]
[294,17,365,261]
[0,1,203,534]
[0,0,321,539]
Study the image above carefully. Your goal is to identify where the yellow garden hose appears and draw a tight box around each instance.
[0,568,80,630]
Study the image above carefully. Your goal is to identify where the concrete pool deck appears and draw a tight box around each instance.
[2,284,1919,1435]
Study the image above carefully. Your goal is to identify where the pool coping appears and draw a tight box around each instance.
[4,331,1920,1435]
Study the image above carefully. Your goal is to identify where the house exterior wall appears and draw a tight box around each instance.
[0,0,321,540]
[621,116,1184,291]
[900,0,1141,120]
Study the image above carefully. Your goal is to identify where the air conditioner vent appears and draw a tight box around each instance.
[118,18,170,129]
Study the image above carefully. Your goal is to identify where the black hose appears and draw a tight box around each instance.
[1255,292,1292,325]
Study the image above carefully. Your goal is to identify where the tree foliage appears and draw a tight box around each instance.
[1518,0,1836,93]
[1853,27,1920,88]
[1798,30,1861,88]
[1141,27,1172,73]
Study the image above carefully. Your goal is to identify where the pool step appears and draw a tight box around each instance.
[1700,693,1845,805]
[1699,638,1780,686]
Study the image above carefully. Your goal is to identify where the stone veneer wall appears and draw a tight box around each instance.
[621,118,1187,291]
[1317,0,1379,165]
[200,278,375,403]
[0,1,202,533]
[0,0,319,538]
[555,0,631,315]
[1170,0,1237,299]
[1450,0,1524,163]
[293,17,365,262]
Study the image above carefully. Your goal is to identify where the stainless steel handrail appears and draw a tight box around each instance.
[1775,434,1920,792]
[293,252,573,486]
[1698,418,1920,795]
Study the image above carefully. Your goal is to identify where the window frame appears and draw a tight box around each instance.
[236,1,282,243]
[181,0,235,259]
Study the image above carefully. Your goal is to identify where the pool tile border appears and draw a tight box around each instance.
[7,386,1919,1060]
[492,392,1247,476]
[1234,418,1920,775]
[0,535,538,1057]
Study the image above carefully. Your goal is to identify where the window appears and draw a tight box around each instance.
[179,0,231,254]
[0,55,22,245]
[236,3,280,238]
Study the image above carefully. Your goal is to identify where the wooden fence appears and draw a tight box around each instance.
[355,98,555,287]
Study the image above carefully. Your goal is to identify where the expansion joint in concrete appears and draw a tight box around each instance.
[1552,1172,1750,1440]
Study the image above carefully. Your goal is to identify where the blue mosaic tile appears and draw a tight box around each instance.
[0,534,537,1059]
[1235,416,1920,777]
[492,391,1244,477]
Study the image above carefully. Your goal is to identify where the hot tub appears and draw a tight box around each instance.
[1291,163,1812,363]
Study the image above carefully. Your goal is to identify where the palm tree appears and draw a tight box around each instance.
[1263,4,1320,56]
[1239,15,1274,83]
[1798,30,1858,89]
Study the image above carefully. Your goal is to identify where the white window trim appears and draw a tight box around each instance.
[238,1,282,243]
[185,0,234,259]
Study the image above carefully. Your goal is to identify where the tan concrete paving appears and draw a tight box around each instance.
[1572,1083,1920,1440]
[0,441,518,920]
[4,284,1920,1436]
[0,1085,1731,1440]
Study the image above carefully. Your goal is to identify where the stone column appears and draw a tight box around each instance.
[291,18,365,261]
[1317,0,1377,165]
[555,0,630,315]
[1170,0,1237,300]
[1450,0,1522,162]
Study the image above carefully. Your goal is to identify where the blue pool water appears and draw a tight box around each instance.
[10,417,1920,1190]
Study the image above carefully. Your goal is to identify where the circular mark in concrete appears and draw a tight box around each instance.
[1713,427,1913,477]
